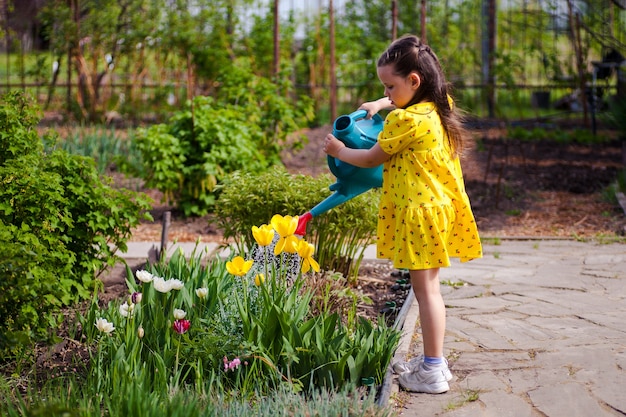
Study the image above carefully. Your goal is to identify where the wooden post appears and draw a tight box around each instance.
[329,0,337,122]
[160,211,171,260]
[567,0,589,127]
[392,0,398,41]
[419,0,425,42]
[273,0,280,78]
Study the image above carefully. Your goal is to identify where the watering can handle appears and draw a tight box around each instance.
[349,109,368,120]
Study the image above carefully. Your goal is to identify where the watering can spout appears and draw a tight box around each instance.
[296,110,384,236]
[295,212,313,236]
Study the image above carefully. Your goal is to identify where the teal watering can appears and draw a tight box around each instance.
[295,109,384,236]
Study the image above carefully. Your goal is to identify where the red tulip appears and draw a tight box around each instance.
[173,319,191,334]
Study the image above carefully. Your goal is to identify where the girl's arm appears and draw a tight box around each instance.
[323,134,390,168]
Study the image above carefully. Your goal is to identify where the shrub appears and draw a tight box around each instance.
[214,166,380,281]
[128,59,314,216]
[0,91,152,357]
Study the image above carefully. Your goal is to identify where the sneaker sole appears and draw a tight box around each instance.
[398,375,450,394]
[392,359,454,382]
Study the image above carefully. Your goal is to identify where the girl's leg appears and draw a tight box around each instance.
[398,267,450,393]
[409,268,445,359]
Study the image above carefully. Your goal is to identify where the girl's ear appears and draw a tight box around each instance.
[410,73,421,90]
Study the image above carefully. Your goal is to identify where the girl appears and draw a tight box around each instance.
[323,34,482,394]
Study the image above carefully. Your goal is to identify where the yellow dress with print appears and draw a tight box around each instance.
[376,102,482,269]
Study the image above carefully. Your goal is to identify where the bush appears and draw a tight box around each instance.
[214,166,380,280]
[128,59,314,216]
[0,91,152,357]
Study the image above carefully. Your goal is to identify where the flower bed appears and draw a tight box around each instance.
[20,215,400,415]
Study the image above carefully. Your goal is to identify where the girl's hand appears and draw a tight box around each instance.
[358,97,394,118]
[323,134,345,158]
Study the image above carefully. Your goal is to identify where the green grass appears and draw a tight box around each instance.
[441,280,467,288]
[481,237,502,245]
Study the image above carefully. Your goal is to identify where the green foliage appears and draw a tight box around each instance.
[17,0,626,123]
[1,378,392,417]
[96,242,400,393]
[1,183,397,414]
[0,91,151,357]
[68,241,398,409]
[602,168,626,204]
[214,166,380,280]
[129,61,313,216]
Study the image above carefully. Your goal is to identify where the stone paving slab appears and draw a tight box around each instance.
[392,239,626,417]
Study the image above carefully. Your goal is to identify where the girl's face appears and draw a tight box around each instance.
[377,64,420,109]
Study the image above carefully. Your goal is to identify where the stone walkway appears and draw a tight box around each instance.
[392,239,626,417]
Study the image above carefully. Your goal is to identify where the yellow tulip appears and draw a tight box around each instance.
[226,256,254,276]
[252,224,275,247]
[271,214,299,255]
[254,273,265,286]
[271,214,298,236]
[296,240,320,273]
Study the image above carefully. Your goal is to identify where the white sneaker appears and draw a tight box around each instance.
[398,363,450,394]
[392,355,423,374]
[392,355,453,381]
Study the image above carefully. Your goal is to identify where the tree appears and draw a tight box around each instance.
[40,0,159,120]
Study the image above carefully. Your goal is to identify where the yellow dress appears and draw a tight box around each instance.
[376,102,482,269]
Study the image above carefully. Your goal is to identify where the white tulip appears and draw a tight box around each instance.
[169,279,184,290]
[152,277,171,293]
[95,318,115,334]
[119,302,134,318]
[173,309,187,320]
[136,270,154,283]
[195,287,208,299]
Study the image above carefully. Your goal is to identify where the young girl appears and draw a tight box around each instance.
[323,34,482,394]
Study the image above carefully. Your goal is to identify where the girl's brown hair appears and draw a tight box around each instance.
[378,34,466,155]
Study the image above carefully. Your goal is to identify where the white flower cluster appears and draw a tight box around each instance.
[95,270,209,335]
[136,270,184,293]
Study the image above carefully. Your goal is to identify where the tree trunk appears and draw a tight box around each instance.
[391,0,398,41]
[329,0,336,122]
[2,0,10,91]
[273,0,279,78]
[187,52,194,101]
[420,0,426,42]
[567,0,589,127]
[481,0,496,118]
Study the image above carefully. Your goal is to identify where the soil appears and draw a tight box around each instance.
[110,122,626,326]
[130,124,626,242]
